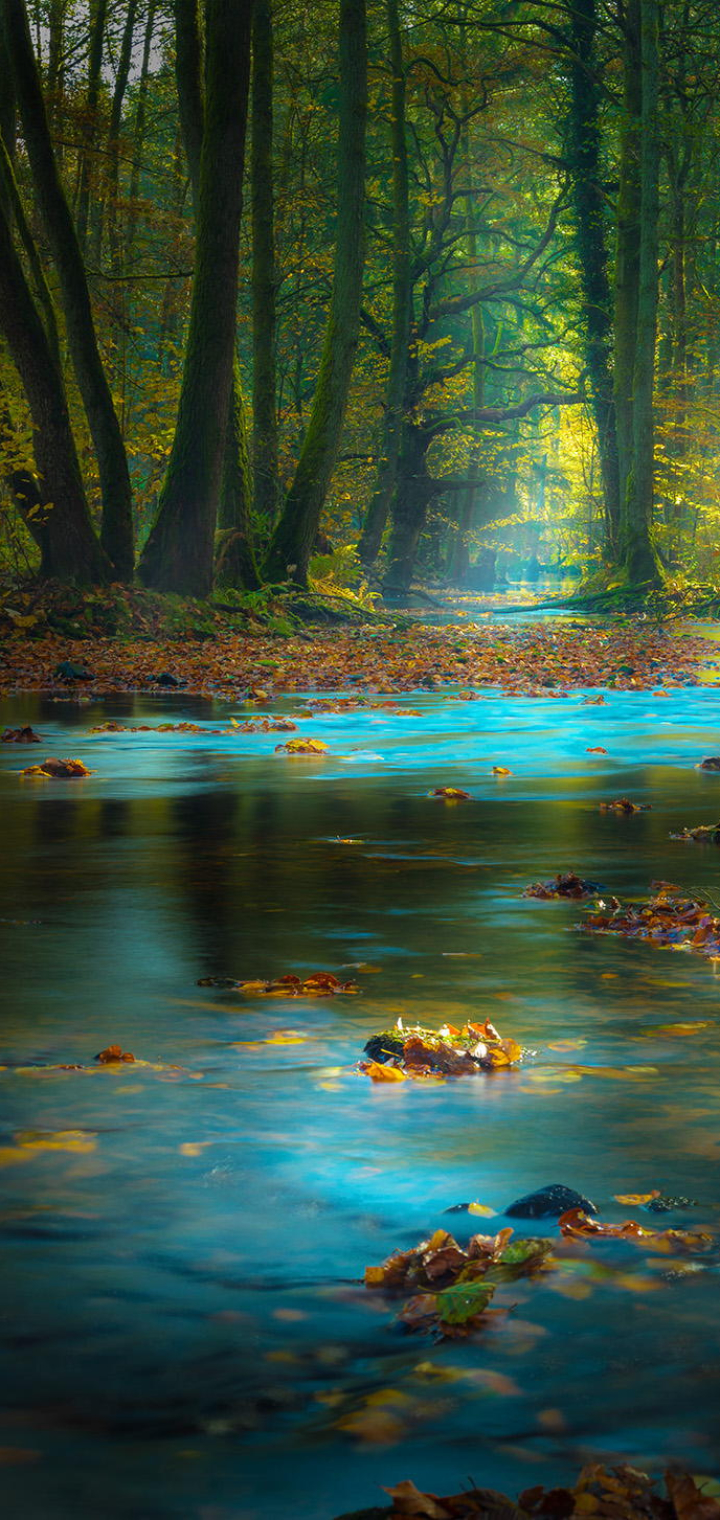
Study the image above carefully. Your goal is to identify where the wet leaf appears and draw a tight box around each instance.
[360,1017,522,1080]
[384,1480,451,1518]
[275,738,328,754]
[614,1191,661,1205]
[429,787,471,800]
[524,873,600,900]
[361,1060,408,1083]
[491,765,513,775]
[599,797,651,814]
[20,757,92,777]
[2,726,41,742]
[197,970,357,996]
[95,1045,135,1063]
[586,746,608,754]
[666,1472,720,1520]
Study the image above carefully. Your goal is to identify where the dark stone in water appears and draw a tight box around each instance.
[504,1184,597,1219]
[644,1194,698,1213]
[363,1033,405,1063]
[55,660,92,681]
[149,671,184,687]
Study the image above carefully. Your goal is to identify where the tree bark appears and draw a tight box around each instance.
[139,0,255,595]
[75,0,108,255]
[2,0,134,579]
[357,0,410,567]
[616,0,662,584]
[251,0,279,524]
[0,180,110,582]
[265,0,367,585]
[565,0,621,550]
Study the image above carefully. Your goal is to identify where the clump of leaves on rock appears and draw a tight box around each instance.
[364,1225,552,1338]
[335,1465,720,1520]
[581,886,720,958]
[524,872,601,899]
[360,1018,522,1081]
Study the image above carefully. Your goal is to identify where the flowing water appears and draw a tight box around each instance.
[1,669,720,1517]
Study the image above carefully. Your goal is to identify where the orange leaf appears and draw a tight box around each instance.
[361,1060,407,1083]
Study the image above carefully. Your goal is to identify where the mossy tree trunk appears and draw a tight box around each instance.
[251,0,279,526]
[2,0,134,580]
[162,0,258,592]
[565,0,621,552]
[264,0,367,586]
[139,0,255,596]
[615,0,662,585]
[357,0,410,568]
[0,170,110,583]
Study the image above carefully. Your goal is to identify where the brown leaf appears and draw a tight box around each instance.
[384,1480,451,1518]
[21,756,92,777]
[95,1045,135,1063]
[2,726,41,742]
[666,1473,720,1520]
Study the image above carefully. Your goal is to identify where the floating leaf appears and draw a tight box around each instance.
[21,757,92,777]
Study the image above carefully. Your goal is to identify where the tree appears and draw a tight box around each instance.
[264,0,367,585]
[0,145,110,582]
[139,0,255,595]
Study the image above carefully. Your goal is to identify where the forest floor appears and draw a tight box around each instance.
[0,603,713,698]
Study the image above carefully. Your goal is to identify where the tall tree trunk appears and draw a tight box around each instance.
[100,0,138,270]
[139,0,255,596]
[75,0,108,254]
[265,0,367,585]
[251,0,278,525]
[613,0,642,511]
[565,0,621,550]
[617,0,662,584]
[0,179,110,582]
[2,0,134,579]
[383,425,430,598]
[448,101,485,586]
[357,0,410,568]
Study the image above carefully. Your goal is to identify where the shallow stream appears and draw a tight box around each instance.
[2,672,720,1517]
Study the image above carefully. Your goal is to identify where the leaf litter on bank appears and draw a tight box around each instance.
[0,617,710,698]
[360,1017,522,1080]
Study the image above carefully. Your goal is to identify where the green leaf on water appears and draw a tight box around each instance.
[435,1280,495,1325]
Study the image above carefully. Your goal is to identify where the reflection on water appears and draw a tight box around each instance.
[1,683,720,1518]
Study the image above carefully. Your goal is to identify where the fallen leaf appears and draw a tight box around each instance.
[21,757,92,777]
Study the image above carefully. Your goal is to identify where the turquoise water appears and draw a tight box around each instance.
[1,679,720,1517]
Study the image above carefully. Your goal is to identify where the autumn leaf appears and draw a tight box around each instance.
[361,1059,408,1083]
[666,1473,720,1520]
[614,1190,661,1205]
[95,1045,135,1063]
[429,787,471,799]
[21,757,92,777]
[586,746,608,754]
[384,1480,451,1519]
[491,765,513,775]
[2,726,41,742]
[275,738,328,754]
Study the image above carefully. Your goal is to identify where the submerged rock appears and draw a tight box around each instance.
[644,1194,698,1213]
[504,1183,597,1219]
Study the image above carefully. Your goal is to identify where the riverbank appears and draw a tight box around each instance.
[0,613,714,698]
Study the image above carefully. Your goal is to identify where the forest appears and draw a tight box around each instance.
[4,5,720,1520]
[1,0,719,611]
